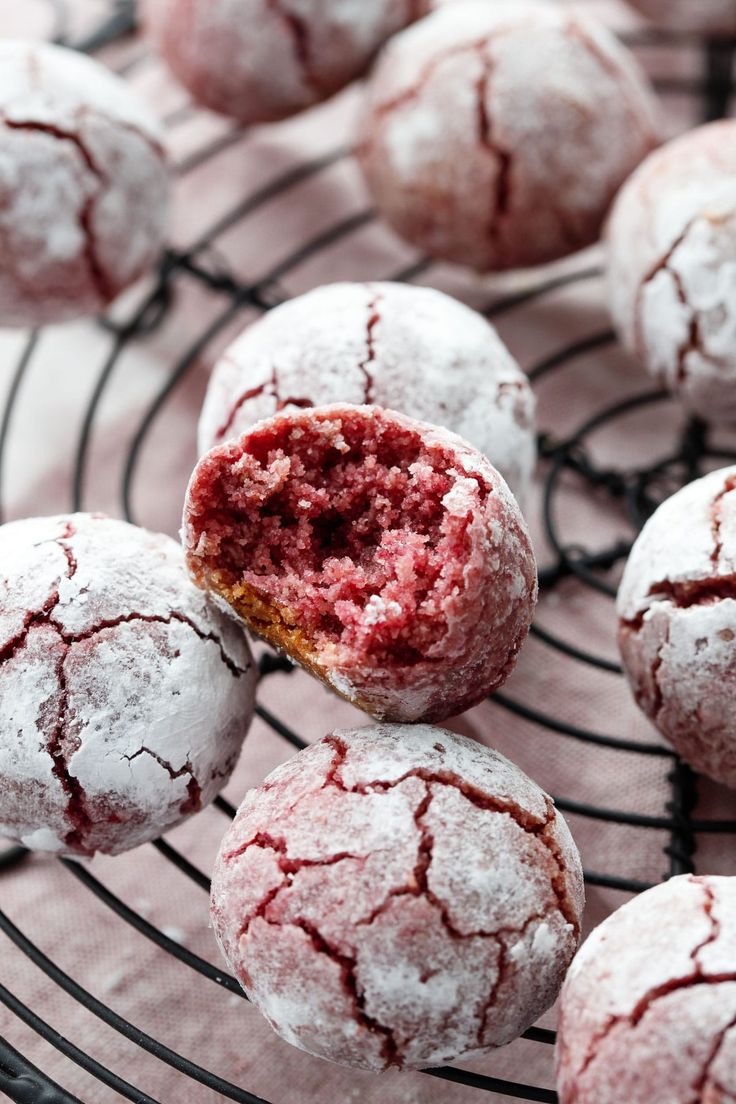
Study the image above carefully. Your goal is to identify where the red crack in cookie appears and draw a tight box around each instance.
[184,403,537,723]
[626,0,736,36]
[211,723,584,1070]
[0,514,256,857]
[607,122,736,424]
[143,0,430,125]
[357,0,658,272]
[198,281,536,506]
[556,875,736,1104]
[0,41,169,327]
[618,465,736,787]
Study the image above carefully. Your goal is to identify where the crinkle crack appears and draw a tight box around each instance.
[123,747,202,816]
[0,115,113,302]
[214,288,384,444]
[213,357,315,444]
[475,49,511,254]
[692,1010,736,1102]
[357,290,382,404]
[266,0,322,98]
[634,214,734,387]
[622,474,736,632]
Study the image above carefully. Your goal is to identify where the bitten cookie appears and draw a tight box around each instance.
[198,282,536,505]
[0,40,169,326]
[556,875,736,1104]
[607,121,736,423]
[0,514,256,857]
[626,0,736,36]
[144,0,430,124]
[618,466,736,787]
[212,723,584,1070]
[184,404,537,723]
[358,0,658,271]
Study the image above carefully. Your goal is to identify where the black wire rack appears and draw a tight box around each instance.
[0,3,735,1102]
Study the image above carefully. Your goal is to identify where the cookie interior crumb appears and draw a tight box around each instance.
[191,409,490,672]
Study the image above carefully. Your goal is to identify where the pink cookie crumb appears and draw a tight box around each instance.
[183,403,537,723]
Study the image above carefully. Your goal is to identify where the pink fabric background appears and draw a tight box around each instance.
[0,2,735,1101]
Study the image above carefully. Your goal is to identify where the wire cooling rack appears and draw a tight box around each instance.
[0,3,735,1102]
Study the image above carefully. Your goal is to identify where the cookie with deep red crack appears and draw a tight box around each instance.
[556,875,736,1104]
[212,722,584,1071]
[607,121,736,424]
[143,0,430,125]
[0,40,169,327]
[618,465,736,789]
[0,513,256,857]
[358,0,659,271]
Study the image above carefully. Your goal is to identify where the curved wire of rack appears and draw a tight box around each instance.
[0,3,735,1102]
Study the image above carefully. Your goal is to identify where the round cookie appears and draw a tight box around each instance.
[357,0,659,271]
[0,40,169,327]
[607,121,736,424]
[0,514,256,857]
[618,465,736,787]
[556,875,736,1104]
[184,404,537,723]
[198,282,536,505]
[212,723,584,1070]
[144,0,430,125]
[626,0,736,36]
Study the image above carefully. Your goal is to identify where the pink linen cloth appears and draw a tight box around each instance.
[0,2,735,1102]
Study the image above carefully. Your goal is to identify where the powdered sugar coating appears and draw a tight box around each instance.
[617,465,736,787]
[211,723,584,1070]
[607,122,736,423]
[358,0,659,272]
[626,0,736,36]
[556,875,736,1104]
[198,282,536,505]
[0,40,168,327]
[144,0,430,125]
[0,514,256,857]
[184,403,538,723]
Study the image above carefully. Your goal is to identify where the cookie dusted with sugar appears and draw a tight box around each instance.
[0,514,256,857]
[211,723,584,1070]
[0,40,169,327]
[144,0,430,125]
[358,0,659,271]
[198,282,536,505]
[626,0,736,36]
[607,121,736,423]
[618,466,736,788]
[184,404,537,723]
[556,875,736,1104]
